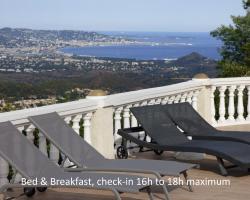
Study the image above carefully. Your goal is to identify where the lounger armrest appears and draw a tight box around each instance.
[118,127,144,135]
[64,167,163,179]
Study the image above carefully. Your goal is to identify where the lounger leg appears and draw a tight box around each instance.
[216,157,228,176]
[183,171,193,192]
[110,189,121,200]
[146,187,154,200]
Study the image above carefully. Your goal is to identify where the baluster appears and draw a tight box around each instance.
[174,94,181,104]
[83,112,92,144]
[237,85,245,122]
[192,90,199,110]
[122,105,132,155]
[114,107,123,143]
[218,86,226,123]
[25,124,35,143]
[72,114,82,135]
[140,100,148,106]
[161,97,169,105]
[131,103,139,127]
[247,86,250,121]
[228,85,236,122]
[168,96,175,104]
[148,99,156,105]
[180,93,187,103]
[0,157,9,187]
[187,91,193,104]
[123,105,131,128]
[155,98,162,104]
[64,116,72,125]
[210,86,217,124]
[17,126,24,133]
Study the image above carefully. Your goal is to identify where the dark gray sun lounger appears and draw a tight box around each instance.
[0,121,167,200]
[164,102,250,145]
[118,105,250,175]
[29,112,196,193]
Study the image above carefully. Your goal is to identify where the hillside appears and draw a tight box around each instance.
[169,52,217,67]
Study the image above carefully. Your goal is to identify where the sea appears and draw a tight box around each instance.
[60,32,222,60]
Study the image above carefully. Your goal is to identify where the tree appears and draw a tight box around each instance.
[211,0,250,77]
[243,0,250,9]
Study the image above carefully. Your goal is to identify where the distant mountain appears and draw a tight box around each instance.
[170,52,217,67]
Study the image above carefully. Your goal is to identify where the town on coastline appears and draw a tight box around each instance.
[0,28,218,111]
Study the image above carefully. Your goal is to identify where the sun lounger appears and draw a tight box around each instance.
[29,112,196,194]
[118,105,250,175]
[0,121,167,200]
[164,102,250,145]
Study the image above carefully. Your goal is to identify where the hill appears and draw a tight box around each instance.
[169,52,217,67]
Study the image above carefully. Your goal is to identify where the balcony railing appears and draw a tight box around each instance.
[1,76,250,186]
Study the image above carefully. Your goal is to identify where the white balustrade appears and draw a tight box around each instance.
[187,91,193,104]
[25,124,35,143]
[123,106,131,129]
[168,96,175,104]
[180,93,187,103]
[64,116,72,125]
[161,97,169,105]
[218,86,226,123]
[3,77,250,180]
[192,90,200,110]
[131,103,139,127]
[83,112,92,144]
[17,126,24,133]
[237,85,245,122]
[247,86,250,121]
[140,100,148,106]
[210,86,216,124]
[122,106,134,154]
[72,114,82,135]
[114,107,122,143]
[148,99,156,105]
[228,85,236,122]
[155,98,162,104]
[174,94,181,103]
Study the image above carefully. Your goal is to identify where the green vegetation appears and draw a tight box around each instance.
[211,0,250,77]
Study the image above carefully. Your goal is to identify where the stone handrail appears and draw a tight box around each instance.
[1,76,250,186]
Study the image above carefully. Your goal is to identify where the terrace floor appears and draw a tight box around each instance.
[4,125,250,200]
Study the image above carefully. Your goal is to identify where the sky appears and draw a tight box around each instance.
[0,0,246,32]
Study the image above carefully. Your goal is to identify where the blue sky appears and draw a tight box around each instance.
[0,0,246,32]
